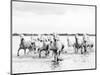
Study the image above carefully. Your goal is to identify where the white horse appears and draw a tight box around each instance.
[48,34,64,62]
[82,34,94,53]
[32,36,50,58]
[17,34,34,56]
[73,34,84,54]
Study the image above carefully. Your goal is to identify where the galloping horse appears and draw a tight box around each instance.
[82,34,94,53]
[73,34,94,54]
[48,34,64,62]
[73,34,83,54]
[17,34,34,56]
[32,35,51,58]
[38,40,50,58]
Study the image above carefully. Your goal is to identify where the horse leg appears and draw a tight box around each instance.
[74,48,77,54]
[54,50,59,62]
[74,44,77,54]
[39,49,41,58]
[84,46,87,53]
[45,50,48,56]
[55,53,59,62]
[82,44,87,54]
[47,50,50,56]
[57,50,60,56]
[17,48,21,56]
[81,47,83,54]
[34,48,37,54]
[55,56,58,62]
[27,50,30,55]
[24,49,26,55]
[54,54,57,62]
[27,49,32,55]
[45,50,50,57]
[39,52,41,58]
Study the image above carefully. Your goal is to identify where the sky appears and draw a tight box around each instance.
[12,1,95,34]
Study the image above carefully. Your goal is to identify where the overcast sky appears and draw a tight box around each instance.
[12,1,95,34]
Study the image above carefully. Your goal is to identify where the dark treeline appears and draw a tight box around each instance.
[12,33,96,36]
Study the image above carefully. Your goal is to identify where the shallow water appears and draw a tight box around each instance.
[12,53,95,74]
[12,36,95,74]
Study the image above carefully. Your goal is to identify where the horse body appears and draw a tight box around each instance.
[73,35,84,54]
[48,35,64,62]
[34,34,64,58]
[17,39,33,56]
[73,34,94,54]
[32,38,50,57]
[17,35,35,56]
[83,36,94,53]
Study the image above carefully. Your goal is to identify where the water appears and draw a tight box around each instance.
[12,36,95,74]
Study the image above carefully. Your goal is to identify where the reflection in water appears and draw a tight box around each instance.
[50,61,61,71]
[13,53,95,73]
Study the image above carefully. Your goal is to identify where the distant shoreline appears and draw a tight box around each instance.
[12,33,96,36]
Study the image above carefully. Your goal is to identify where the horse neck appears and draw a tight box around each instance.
[20,38,24,44]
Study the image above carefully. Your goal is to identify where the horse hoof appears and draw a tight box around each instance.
[58,58,63,61]
[17,55,19,56]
